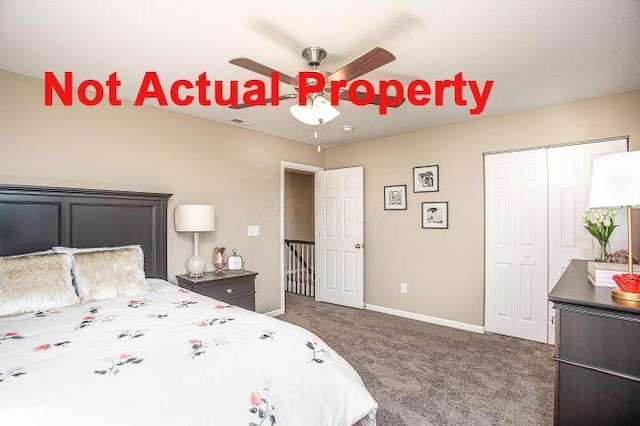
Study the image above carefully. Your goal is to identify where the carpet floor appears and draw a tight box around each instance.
[279,293,554,426]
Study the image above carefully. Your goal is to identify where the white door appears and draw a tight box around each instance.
[485,149,549,343]
[315,167,364,309]
[547,138,627,343]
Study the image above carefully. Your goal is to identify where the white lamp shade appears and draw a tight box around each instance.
[174,205,215,232]
[589,151,640,208]
[290,96,340,125]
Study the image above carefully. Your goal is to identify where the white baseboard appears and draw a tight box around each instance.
[263,308,285,317]
[364,303,484,334]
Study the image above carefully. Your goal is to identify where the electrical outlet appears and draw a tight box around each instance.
[247,225,260,237]
[400,282,408,294]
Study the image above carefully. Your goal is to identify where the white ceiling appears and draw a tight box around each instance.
[1,0,639,146]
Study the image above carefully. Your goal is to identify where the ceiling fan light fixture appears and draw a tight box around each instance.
[289,96,340,125]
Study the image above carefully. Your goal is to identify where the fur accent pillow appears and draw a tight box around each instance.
[0,253,78,317]
[72,247,151,302]
[52,245,138,255]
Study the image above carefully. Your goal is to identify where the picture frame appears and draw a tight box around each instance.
[384,185,407,210]
[422,202,448,229]
[413,165,439,193]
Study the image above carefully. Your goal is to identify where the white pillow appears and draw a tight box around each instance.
[71,246,151,302]
[10,249,54,257]
[52,245,139,254]
[0,252,79,317]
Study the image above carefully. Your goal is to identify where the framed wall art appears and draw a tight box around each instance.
[422,201,448,229]
[413,165,439,192]
[384,185,407,210]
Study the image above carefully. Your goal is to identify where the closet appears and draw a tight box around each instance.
[484,138,628,343]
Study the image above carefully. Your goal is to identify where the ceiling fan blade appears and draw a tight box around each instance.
[328,47,396,82]
[229,93,298,109]
[340,91,405,107]
[229,58,298,86]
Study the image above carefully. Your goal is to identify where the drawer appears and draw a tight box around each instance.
[224,294,255,311]
[556,362,640,425]
[556,305,640,378]
[193,278,255,301]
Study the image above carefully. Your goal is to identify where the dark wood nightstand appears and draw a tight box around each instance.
[176,270,258,311]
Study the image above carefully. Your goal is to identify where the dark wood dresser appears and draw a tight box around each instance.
[549,260,640,425]
[176,270,258,311]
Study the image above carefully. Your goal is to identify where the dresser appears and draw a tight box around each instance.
[176,270,258,311]
[549,260,640,425]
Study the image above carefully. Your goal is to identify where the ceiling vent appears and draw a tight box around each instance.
[229,118,255,127]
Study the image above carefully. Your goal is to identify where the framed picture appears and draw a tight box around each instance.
[422,202,448,229]
[413,165,439,193]
[384,185,407,210]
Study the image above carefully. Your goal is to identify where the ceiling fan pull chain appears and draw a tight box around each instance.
[316,119,323,152]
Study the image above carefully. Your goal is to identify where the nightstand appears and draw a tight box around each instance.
[176,270,258,311]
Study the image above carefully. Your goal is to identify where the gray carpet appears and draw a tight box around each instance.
[279,293,554,426]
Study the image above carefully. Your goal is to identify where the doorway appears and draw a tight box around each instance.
[484,137,628,343]
[284,169,316,298]
[280,162,366,314]
[280,161,323,314]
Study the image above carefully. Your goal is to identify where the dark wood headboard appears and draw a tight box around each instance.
[0,185,172,279]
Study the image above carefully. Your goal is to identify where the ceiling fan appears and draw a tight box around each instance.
[228,46,405,125]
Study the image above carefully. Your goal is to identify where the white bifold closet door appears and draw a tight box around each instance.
[546,139,627,343]
[485,149,549,343]
[485,138,627,344]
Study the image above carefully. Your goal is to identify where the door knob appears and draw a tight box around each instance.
[355,244,363,249]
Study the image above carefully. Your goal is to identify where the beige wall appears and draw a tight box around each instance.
[0,69,322,314]
[2,67,639,325]
[284,171,315,242]
[324,89,640,327]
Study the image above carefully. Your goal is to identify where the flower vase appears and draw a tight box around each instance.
[213,247,227,273]
[595,240,610,262]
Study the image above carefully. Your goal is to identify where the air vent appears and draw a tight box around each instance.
[229,118,255,126]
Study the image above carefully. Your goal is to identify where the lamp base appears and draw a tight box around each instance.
[186,254,206,278]
[611,288,640,302]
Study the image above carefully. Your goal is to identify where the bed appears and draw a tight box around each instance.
[0,185,377,425]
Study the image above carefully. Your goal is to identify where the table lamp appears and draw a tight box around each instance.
[175,204,215,278]
[589,151,640,301]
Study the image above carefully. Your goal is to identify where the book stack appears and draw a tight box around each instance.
[587,261,640,287]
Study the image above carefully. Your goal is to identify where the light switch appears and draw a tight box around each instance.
[248,225,260,237]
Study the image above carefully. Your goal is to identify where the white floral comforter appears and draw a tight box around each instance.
[0,279,377,426]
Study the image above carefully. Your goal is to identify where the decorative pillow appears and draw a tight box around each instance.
[0,252,78,317]
[10,249,54,257]
[71,246,150,302]
[52,245,138,255]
